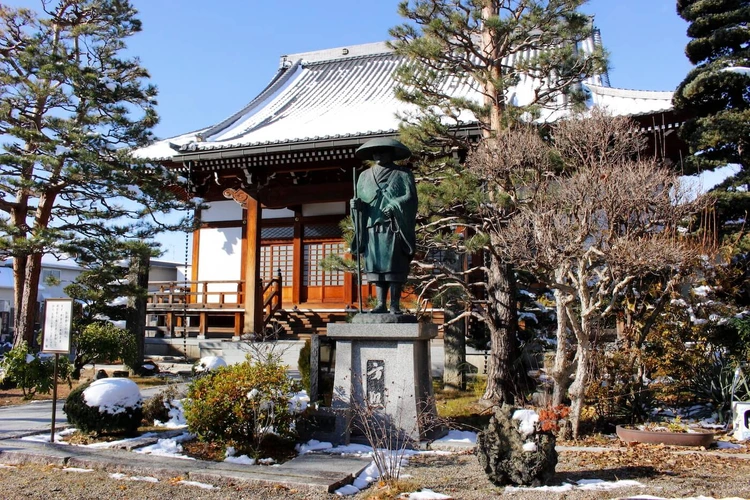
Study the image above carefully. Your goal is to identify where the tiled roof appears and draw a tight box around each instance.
[135,39,674,162]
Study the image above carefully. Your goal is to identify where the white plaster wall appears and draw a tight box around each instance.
[263,208,295,219]
[197,227,242,302]
[202,201,242,222]
[302,202,346,217]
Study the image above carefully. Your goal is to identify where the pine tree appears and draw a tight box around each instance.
[390,0,607,403]
[0,1,192,347]
[673,0,750,253]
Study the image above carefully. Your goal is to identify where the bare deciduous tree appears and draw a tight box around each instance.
[479,111,705,437]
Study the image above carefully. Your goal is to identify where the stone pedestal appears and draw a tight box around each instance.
[328,321,440,444]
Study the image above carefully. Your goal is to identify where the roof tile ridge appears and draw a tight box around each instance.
[301,50,398,67]
[587,83,674,97]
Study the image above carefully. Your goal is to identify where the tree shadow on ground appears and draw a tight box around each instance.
[554,465,659,484]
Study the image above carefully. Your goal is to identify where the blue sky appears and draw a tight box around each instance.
[5,0,695,262]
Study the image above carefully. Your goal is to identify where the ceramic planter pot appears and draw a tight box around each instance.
[616,425,714,447]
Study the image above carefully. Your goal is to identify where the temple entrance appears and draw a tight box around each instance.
[260,243,294,304]
[301,240,346,304]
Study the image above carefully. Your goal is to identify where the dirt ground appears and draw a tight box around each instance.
[0,444,748,499]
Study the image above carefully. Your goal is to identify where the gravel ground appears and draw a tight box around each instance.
[0,446,749,499]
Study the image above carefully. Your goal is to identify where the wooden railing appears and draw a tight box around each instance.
[146,276,283,337]
[261,270,283,326]
[147,280,244,309]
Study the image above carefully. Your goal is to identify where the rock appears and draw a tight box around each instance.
[95,369,109,380]
[112,370,129,378]
[476,404,557,486]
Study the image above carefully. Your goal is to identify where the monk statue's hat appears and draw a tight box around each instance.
[355,138,411,161]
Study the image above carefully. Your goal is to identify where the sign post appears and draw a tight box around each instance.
[42,299,73,443]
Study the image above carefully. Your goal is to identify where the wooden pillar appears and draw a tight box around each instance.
[244,194,263,335]
[292,210,302,305]
[198,312,207,340]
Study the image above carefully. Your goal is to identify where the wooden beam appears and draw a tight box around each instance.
[260,182,351,208]
[243,193,263,335]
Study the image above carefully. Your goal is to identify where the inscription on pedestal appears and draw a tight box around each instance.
[366,360,385,407]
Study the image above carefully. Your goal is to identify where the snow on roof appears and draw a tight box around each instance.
[585,84,673,117]
[135,37,673,162]
[132,127,209,161]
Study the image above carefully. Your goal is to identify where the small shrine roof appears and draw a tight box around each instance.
[135,39,675,162]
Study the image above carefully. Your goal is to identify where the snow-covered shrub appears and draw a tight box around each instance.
[184,358,301,455]
[63,378,143,435]
[0,341,71,399]
[192,355,227,377]
[142,384,183,425]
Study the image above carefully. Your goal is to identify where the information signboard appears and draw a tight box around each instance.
[42,299,73,354]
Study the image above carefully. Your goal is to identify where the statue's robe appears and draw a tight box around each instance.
[353,163,417,283]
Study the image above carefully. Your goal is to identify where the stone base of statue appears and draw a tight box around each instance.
[328,318,443,445]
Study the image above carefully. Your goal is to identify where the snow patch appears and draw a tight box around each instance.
[225,455,256,465]
[61,467,94,473]
[154,399,186,428]
[83,378,142,415]
[296,439,334,454]
[109,472,159,482]
[176,480,217,489]
[134,433,195,460]
[512,409,539,437]
[404,489,452,499]
[434,430,477,444]
[522,441,537,452]
[194,356,226,373]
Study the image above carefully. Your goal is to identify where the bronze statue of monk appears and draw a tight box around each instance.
[351,138,417,314]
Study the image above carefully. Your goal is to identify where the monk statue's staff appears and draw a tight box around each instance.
[352,165,364,312]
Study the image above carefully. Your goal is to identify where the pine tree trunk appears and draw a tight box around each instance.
[442,306,467,391]
[14,253,42,348]
[127,246,151,372]
[481,255,519,405]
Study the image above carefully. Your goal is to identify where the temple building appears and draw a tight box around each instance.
[135,37,685,349]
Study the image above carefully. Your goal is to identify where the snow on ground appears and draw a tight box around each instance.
[176,480,218,490]
[21,427,75,444]
[506,478,645,493]
[224,448,256,465]
[109,473,159,482]
[715,440,744,449]
[403,490,452,499]
[434,430,477,443]
[83,378,142,415]
[626,496,746,500]
[295,439,333,454]
[61,467,94,473]
[133,432,195,460]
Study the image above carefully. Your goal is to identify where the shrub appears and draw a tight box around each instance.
[183,358,301,456]
[142,384,184,426]
[63,378,143,435]
[71,322,137,379]
[0,341,71,399]
[298,339,311,393]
